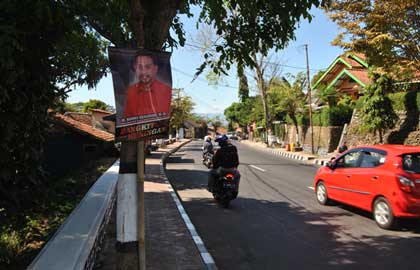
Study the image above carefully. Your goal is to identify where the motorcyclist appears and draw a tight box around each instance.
[208,134,239,191]
[202,136,214,161]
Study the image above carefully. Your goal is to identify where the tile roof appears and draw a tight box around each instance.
[346,69,371,85]
[64,112,92,126]
[51,113,114,142]
[90,109,113,115]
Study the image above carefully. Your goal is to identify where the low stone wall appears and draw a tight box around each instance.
[345,110,420,147]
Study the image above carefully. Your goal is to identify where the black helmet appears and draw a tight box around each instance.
[215,134,228,144]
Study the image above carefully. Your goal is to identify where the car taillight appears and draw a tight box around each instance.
[225,173,234,181]
[398,175,415,193]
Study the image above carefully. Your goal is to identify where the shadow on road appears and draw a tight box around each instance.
[165,165,420,270]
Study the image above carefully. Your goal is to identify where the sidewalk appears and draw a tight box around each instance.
[94,140,208,270]
[240,140,335,166]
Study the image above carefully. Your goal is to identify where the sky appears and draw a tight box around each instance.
[67,7,343,114]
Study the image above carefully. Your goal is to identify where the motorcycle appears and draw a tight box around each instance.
[202,151,213,168]
[211,168,240,208]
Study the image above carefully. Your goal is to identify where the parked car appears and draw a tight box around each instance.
[314,145,420,229]
[227,132,239,140]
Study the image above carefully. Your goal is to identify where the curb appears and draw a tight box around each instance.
[241,141,330,166]
[160,140,217,270]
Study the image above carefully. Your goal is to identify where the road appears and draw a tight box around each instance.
[165,140,420,270]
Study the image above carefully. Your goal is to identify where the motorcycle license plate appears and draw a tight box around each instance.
[223,182,236,189]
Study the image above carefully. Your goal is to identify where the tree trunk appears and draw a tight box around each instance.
[130,0,179,49]
[291,114,300,145]
[254,59,273,138]
[379,129,383,144]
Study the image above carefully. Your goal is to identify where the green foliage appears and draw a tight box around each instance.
[360,74,398,142]
[237,64,249,102]
[82,99,114,112]
[389,92,407,111]
[311,70,325,86]
[0,157,115,267]
[224,96,262,128]
[326,0,419,76]
[312,105,353,126]
[197,0,323,74]
[1,0,325,217]
[337,94,356,108]
[170,89,195,129]
[269,72,306,128]
[315,85,338,107]
[1,0,109,214]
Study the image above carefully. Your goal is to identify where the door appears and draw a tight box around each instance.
[327,150,363,202]
[348,150,387,211]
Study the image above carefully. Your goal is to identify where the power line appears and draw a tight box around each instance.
[172,66,238,90]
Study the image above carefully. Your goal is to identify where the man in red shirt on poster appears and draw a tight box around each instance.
[124,54,171,122]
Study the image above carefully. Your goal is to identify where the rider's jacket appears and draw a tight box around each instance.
[203,141,213,154]
[212,143,239,169]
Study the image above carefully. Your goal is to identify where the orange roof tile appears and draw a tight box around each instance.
[90,108,113,115]
[64,112,92,126]
[346,69,371,85]
[51,113,114,142]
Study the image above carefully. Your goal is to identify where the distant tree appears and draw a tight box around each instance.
[170,89,195,131]
[326,0,419,76]
[360,74,398,143]
[311,70,325,86]
[224,98,257,130]
[209,116,224,134]
[82,99,113,112]
[270,72,306,144]
[237,64,249,102]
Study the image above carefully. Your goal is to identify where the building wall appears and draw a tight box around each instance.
[92,111,116,134]
[43,126,117,176]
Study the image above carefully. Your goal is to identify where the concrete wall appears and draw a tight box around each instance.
[281,124,343,154]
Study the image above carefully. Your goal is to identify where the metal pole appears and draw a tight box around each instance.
[137,141,146,270]
[305,44,314,154]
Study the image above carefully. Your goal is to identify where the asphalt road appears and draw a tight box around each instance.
[165,140,420,270]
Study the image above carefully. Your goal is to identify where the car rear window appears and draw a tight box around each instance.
[402,153,420,173]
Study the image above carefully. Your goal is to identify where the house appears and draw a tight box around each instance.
[312,52,370,100]
[43,113,116,176]
[90,108,116,134]
[65,109,115,134]
[183,119,207,139]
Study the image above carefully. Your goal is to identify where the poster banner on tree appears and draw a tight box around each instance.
[108,47,172,141]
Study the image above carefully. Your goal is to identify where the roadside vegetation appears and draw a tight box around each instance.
[0,157,116,269]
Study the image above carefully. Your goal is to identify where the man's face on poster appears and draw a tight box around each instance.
[135,55,158,85]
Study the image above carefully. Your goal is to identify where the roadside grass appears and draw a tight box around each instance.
[0,157,117,270]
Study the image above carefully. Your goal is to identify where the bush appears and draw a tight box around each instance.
[312,105,353,126]
[389,92,407,111]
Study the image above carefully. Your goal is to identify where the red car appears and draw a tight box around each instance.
[314,145,420,229]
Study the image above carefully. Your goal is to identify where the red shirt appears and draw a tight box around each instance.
[123,80,171,121]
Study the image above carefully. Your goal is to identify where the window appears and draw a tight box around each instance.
[336,151,362,168]
[360,151,386,168]
[402,153,420,173]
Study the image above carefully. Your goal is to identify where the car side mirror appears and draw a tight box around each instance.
[326,160,336,169]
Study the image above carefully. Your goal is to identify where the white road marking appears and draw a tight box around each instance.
[250,165,266,172]
[308,186,315,190]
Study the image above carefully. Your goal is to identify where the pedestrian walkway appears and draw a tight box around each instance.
[94,140,208,270]
[240,140,335,166]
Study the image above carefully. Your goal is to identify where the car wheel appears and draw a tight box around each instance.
[316,181,329,205]
[373,197,395,229]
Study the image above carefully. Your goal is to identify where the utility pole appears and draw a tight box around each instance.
[304,44,314,154]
